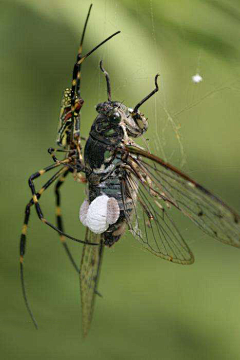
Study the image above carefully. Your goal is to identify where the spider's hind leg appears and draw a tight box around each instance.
[54,169,80,273]
[20,166,67,328]
[20,165,66,265]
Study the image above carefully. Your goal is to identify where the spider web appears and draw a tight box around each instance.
[6,0,240,350]
[17,0,240,169]
[17,0,240,244]
[80,0,240,170]
[69,0,240,245]
[90,0,240,246]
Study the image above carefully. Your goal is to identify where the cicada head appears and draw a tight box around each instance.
[89,101,124,145]
[123,107,148,138]
[97,101,148,138]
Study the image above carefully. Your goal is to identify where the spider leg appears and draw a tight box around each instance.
[27,160,97,245]
[75,4,92,98]
[20,163,93,329]
[48,143,86,163]
[48,147,73,163]
[54,169,80,273]
[70,5,92,153]
[20,167,67,329]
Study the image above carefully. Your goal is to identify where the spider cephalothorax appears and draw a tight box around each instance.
[56,88,84,147]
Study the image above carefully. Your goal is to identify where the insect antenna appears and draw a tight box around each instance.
[99,60,111,101]
[70,24,120,139]
[134,74,159,113]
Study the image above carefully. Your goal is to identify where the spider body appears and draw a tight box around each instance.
[56,88,84,148]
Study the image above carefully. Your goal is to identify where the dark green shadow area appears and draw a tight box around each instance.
[202,0,240,24]
[120,0,239,62]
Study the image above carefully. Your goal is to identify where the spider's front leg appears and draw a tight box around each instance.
[26,159,97,245]
[48,147,72,163]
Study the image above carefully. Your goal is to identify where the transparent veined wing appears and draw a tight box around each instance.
[80,229,104,337]
[123,145,240,250]
[121,168,194,264]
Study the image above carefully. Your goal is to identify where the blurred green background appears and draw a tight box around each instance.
[2,0,240,359]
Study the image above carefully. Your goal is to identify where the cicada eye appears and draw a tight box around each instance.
[96,104,102,113]
[111,111,121,122]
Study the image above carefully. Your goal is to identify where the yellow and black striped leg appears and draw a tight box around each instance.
[55,170,80,273]
[20,167,67,329]
[48,147,76,163]
[27,161,97,245]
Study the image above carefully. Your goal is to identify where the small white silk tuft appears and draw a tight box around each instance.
[79,195,120,234]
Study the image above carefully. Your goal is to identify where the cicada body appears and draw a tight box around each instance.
[80,101,140,246]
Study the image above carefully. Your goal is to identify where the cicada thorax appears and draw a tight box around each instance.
[56,88,84,147]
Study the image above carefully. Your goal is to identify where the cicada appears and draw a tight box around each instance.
[20,4,240,337]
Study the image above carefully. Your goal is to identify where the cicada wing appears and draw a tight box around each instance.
[80,228,104,337]
[124,145,240,249]
[121,172,194,264]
